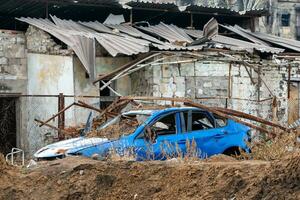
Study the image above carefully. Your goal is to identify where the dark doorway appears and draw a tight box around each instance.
[0,98,17,154]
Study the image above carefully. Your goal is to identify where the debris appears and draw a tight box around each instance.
[26,159,38,169]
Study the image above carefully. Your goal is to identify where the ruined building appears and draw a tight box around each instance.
[0,0,299,156]
[259,0,300,40]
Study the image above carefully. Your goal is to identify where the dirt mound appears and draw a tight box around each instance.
[246,154,300,199]
[204,154,237,162]
[0,155,299,200]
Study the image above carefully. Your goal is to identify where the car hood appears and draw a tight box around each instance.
[34,137,108,158]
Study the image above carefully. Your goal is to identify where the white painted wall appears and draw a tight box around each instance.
[26,53,75,153]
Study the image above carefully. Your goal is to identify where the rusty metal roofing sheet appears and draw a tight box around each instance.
[138,22,193,43]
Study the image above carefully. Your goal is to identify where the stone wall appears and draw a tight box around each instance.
[26,25,72,55]
[131,53,296,124]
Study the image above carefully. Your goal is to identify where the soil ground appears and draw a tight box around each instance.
[0,154,299,200]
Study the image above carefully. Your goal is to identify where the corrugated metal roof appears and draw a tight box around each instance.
[220,24,269,46]
[184,28,284,54]
[79,21,114,34]
[230,25,300,53]
[138,22,193,44]
[107,24,164,44]
[95,33,150,56]
[220,24,300,53]
[124,0,267,15]
[17,17,96,78]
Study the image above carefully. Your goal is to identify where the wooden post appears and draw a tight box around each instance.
[288,64,291,99]
[58,93,65,140]
[130,9,133,25]
[227,62,232,108]
[190,13,194,28]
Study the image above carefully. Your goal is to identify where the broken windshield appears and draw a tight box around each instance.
[87,112,152,139]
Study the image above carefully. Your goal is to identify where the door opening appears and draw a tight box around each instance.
[0,97,17,154]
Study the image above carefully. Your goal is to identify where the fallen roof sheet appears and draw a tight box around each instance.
[220,24,269,46]
[79,21,114,34]
[184,28,284,54]
[138,22,193,44]
[107,24,164,44]
[95,33,150,56]
[224,25,300,52]
[17,17,96,78]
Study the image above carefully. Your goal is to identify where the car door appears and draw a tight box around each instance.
[133,112,181,160]
[177,110,226,158]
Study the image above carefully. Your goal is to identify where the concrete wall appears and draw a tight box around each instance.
[26,53,75,153]
[73,56,132,124]
[131,54,296,124]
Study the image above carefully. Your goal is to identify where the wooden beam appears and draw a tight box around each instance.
[35,119,70,135]
[39,102,75,127]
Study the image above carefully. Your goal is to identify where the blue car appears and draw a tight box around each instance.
[34,107,250,160]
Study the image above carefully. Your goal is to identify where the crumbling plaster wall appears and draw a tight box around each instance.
[73,56,132,124]
[132,54,293,124]
[26,53,75,154]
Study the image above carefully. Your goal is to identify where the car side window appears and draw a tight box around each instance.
[213,114,227,127]
[191,111,214,131]
[151,113,177,136]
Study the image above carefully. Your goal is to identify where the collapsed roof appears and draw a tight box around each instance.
[18,15,299,78]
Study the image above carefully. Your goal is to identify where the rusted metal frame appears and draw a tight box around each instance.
[288,64,291,99]
[35,119,70,135]
[99,53,162,91]
[184,101,273,136]
[194,96,272,102]
[119,96,273,136]
[93,53,156,85]
[0,94,100,98]
[58,93,65,139]
[39,102,75,127]
[75,101,117,117]
[213,107,288,131]
[98,97,122,119]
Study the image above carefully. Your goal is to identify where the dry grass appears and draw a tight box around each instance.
[243,131,299,161]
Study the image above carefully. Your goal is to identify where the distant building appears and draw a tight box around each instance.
[259,0,300,40]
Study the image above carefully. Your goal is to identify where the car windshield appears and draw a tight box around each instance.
[88,112,151,139]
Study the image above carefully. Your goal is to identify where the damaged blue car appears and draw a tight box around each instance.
[34,107,251,160]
